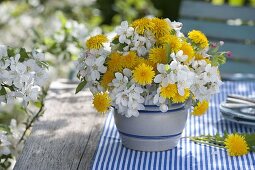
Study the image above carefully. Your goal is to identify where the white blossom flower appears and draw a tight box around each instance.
[160,104,169,112]
[129,31,156,56]
[203,64,219,82]
[115,84,145,117]
[130,33,148,56]
[190,61,222,101]
[0,45,7,58]
[111,72,129,92]
[0,47,48,106]
[32,50,45,61]
[169,60,194,96]
[9,119,25,144]
[170,51,188,63]
[165,19,183,37]
[154,64,170,87]
[84,56,107,81]
[0,132,11,156]
[115,21,134,45]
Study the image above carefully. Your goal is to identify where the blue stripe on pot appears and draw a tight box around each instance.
[139,105,185,113]
[112,103,186,114]
[144,103,185,107]
[118,130,182,140]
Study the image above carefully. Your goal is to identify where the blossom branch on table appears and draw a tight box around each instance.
[187,132,255,156]
[0,45,48,169]
[76,17,228,117]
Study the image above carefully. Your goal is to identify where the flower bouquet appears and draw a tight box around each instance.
[76,17,227,151]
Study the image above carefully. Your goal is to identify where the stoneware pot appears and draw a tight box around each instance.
[113,102,190,151]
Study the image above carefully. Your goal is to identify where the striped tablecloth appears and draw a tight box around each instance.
[92,81,255,170]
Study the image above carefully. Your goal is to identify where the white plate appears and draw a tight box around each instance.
[220,103,255,121]
[221,110,255,126]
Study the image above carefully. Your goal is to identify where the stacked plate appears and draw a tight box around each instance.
[220,95,255,126]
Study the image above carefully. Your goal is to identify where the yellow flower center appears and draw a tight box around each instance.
[100,70,115,90]
[151,18,171,39]
[172,89,190,103]
[188,30,209,49]
[181,41,195,64]
[158,35,182,53]
[160,84,178,99]
[133,63,155,85]
[86,34,108,49]
[132,18,155,35]
[93,92,111,113]
[192,100,209,116]
[149,47,168,65]
[122,52,139,69]
[160,84,190,103]
[107,52,124,72]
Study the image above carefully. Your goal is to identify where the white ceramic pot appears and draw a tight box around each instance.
[113,102,190,151]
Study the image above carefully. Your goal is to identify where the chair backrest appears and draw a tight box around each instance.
[179,0,255,74]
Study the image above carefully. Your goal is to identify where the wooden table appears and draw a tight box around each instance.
[14,79,106,170]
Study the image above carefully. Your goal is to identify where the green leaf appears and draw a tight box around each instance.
[44,37,56,47]
[7,48,15,57]
[244,133,255,152]
[112,37,119,44]
[165,43,172,63]
[0,124,10,133]
[75,80,87,94]
[19,48,29,62]
[37,61,49,69]
[118,43,127,51]
[33,101,42,108]
[57,12,67,26]
[0,86,7,95]
[211,54,226,66]
[170,29,176,35]
[3,85,14,91]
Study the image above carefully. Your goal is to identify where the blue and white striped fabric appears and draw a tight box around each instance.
[92,81,255,170]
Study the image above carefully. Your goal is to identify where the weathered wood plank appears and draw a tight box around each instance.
[220,60,255,74]
[180,1,255,21]
[180,19,255,42]
[220,42,255,61]
[14,79,106,170]
[77,116,105,170]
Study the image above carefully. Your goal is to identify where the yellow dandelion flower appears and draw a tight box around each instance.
[149,47,168,65]
[122,52,139,69]
[132,18,154,34]
[133,63,155,85]
[151,18,171,39]
[107,52,124,72]
[100,70,115,89]
[188,30,209,49]
[158,35,182,52]
[86,34,108,49]
[172,89,190,103]
[93,92,111,113]
[224,134,249,156]
[181,41,194,64]
[192,100,209,116]
[135,57,152,67]
[160,84,178,99]
[195,53,211,64]
[195,53,204,60]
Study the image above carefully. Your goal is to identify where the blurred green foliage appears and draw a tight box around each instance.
[0,0,185,78]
